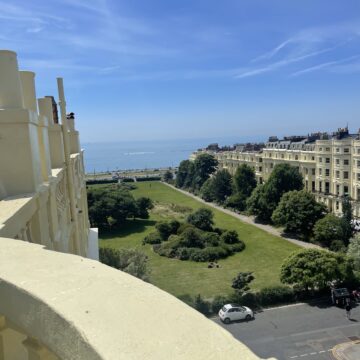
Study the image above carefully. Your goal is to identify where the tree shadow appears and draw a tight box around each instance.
[100,219,157,240]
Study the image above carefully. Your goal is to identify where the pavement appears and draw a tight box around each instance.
[212,301,360,360]
[164,182,321,249]
[332,341,360,360]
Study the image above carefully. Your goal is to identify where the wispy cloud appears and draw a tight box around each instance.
[291,54,360,77]
[236,45,342,79]
[240,21,360,79]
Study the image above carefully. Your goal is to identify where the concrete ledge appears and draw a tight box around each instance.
[0,237,268,360]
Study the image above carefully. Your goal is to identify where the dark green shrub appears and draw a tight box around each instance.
[224,193,247,211]
[177,223,196,234]
[187,208,214,231]
[143,231,162,245]
[86,179,118,185]
[202,232,220,246]
[226,241,245,253]
[213,227,224,235]
[190,248,207,262]
[193,294,211,316]
[237,292,259,308]
[258,286,295,306]
[155,221,173,240]
[136,176,161,182]
[179,227,204,248]
[221,230,240,244]
[211,295,230,314]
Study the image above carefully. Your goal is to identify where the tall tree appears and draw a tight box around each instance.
[176,160,191,188]
[247,164,303,222]
[341,196,353,245]
[210,169,233,203]
[347,233,360,270]
[233,164,257,197]
[193,154,218,190]
[272,190,327,239]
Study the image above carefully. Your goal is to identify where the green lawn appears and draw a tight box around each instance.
[99,181,299,299]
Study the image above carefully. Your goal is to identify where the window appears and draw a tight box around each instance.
[259,166,262,172]
[344,148,350,153]
[358,148,360,155]
[326,158,330,163]
[336,148,340,153]
[325,182,330,193]
[336,159,340,165]
[319,182,322,192]
[270,163,273,169]
[319,157,323,163]
[305,168,308,175]
[312,156,315,161]
[305,180,308,189]
[344,171,349,179]
[344,159,349,165]
[358,188,360,200]
[326,147,330,151]
[325,169,330,176]
[319,168,322,175]
[344,186,349,195]
[336,184,340,195]
[319,147,323,151]
[312,181,315,191]
[259,158,262,163]
[312,168,316,175]
[336,201,339,210]
[336,171,340,179]
[295,155,298,160]
[357,160,360,168]
[281,154,284,159]
[358,173,360,182]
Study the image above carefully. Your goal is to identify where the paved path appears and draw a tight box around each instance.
[163,182,321,249]
[213,302,360,360]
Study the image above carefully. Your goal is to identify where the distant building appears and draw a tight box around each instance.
[192,127,360,217]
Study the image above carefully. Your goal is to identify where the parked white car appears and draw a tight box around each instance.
[218,304,254,324]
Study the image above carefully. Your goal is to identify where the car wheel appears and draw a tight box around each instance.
[245,314,252,321]
[224,318,230,324]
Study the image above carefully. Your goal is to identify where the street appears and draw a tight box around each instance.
[213,302,360,360]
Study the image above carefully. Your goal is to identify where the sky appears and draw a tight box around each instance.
[1,0,360,143]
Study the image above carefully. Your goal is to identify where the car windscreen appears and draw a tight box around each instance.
[221,306,229,312]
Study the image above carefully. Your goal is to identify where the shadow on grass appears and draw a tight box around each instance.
[100,219,157,240]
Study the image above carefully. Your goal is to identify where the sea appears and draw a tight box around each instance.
[82,136,263,173]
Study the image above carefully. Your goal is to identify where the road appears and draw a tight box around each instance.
[213,302,360,360]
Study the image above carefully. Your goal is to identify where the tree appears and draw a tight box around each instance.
[272,190,327,238]
[176,160,192,188]
[224,192,247,212]
[99,247,151,281]
[192,154,218,190]
[209,169,232,203]
[233,164,257,197]
[313,214,344,247]
[183,161,195,189]
[341,196,353,245]
[135,197,154,219]
[347,233,360,270]
[246,185,270,221]
[155,219,180,240]
[200,178,215,202]
[231,272,255,295]
[247,164,303,222]
[163,170,173,183]
[186,208,214,231]
[280,249,354,291]
[88,186,138,228]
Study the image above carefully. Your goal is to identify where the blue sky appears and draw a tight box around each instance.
[2,0,360,143]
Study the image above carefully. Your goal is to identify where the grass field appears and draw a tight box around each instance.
[99,181,299,300]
